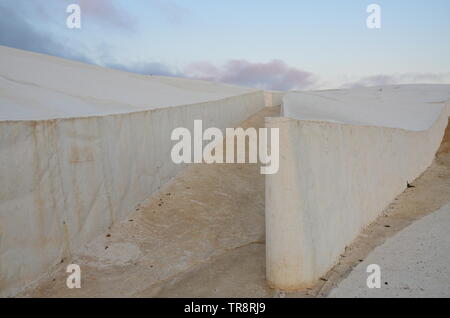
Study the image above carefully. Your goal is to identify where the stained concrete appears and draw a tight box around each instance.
[18,106,279,298]
[266,88,450,290]
[0,46,268,297]
[317,120,450,297]
[16,110,450,298]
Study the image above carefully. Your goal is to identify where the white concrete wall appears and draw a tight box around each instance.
[0,46,257,121]
[266,93,450,290]
[264,91,285,107]
[0,91,265,296]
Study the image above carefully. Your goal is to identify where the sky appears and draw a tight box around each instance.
[0,0,449,90]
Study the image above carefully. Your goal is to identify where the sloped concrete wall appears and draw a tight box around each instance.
[266,98,450,290]
[264,91,284,107]
[0,91,265,296]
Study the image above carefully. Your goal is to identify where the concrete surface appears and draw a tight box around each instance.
[2,45,450,297]
[264,91,284,108]
[0,46,258,120]
[266,87,450,290]
[329,202,450,298]
[148,118,450,298]
[0,46,267,297]
[15,110,450,298]
[283,85,450,131]
[17,106,278,298]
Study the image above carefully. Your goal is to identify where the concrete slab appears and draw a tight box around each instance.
[0,46,257,121]
[329,202,450,298]
[283,85,450,131]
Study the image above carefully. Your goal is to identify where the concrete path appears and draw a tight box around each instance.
[329,202,450,298]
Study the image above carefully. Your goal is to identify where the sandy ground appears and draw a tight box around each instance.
[19,111,450,298]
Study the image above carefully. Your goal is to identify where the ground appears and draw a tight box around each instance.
[19,110,450,298]
[329,202,450,297]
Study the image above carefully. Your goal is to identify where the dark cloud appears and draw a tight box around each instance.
[184,59,317,91]
[103,59,318,92]
[0,2,316,91]
[68,0,136,30]
[0,3,178,77]
[343,73,450,88]
[0,2,92,64]
[48,0,187,29]
[104,61,182,77]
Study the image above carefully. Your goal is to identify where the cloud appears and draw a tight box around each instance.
[104,61,182,77]
[48,0,188,28]
[184,59,317,91]
[342,72,450,88]
[150,0,191,25]
[16,0,137,31]
[103,59,318,91]
[0,4,176,78]
[0,2,316,91]
[0,1,137,64]
[0,2,92,63]
[73,0,136,30]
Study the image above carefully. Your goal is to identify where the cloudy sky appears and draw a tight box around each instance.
[1,0,449,90]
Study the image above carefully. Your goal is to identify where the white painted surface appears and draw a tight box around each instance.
[329,202,450,298]
[283,85,450,131]
[266,86,450,290]
[264,91,284,108]
[0,47,265,296]
[0,46,256,121]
